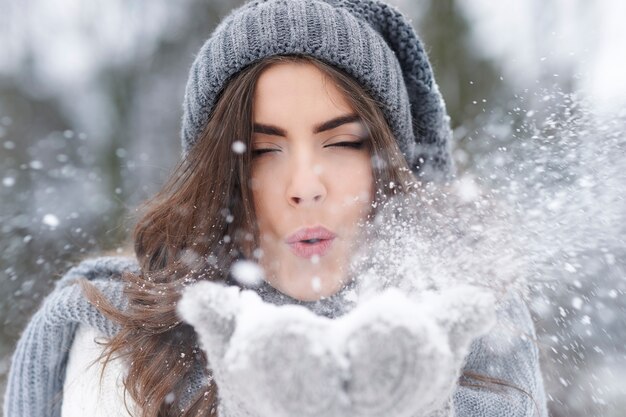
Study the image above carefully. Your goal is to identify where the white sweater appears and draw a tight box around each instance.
[62,324,138,417]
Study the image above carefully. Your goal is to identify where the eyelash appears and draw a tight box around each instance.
[331,140,366,150]
[251,140,366,157]
[251,149,276,157]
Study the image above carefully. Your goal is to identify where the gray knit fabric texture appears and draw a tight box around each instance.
[1,257,210,417]
[181,0,454,180]
[4,256,548,417]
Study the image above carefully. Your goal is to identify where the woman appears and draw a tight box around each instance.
[3,1,548,416]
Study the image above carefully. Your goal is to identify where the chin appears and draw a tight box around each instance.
[261,248,350,300]
[281,271,345,301]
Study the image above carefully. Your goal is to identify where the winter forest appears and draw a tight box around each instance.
[1,0,625,416]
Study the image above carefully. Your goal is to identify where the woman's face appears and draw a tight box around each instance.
[250,62,374,301]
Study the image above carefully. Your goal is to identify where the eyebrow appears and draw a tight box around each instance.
[252,114,361,137]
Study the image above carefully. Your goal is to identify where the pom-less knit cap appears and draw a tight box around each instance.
[181,0,454,180]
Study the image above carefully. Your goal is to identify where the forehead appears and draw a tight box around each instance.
[253,62,354,124]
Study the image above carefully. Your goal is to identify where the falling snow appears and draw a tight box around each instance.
[231,141,246,154]
[230,260,265,287]
[42,214,60,228]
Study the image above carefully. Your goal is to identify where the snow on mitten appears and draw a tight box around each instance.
[415,285,498,414]
[178,281,497,417]
[422,285,498,364]
[178,281,346,417]
[224,299,348,417]
[177,282,241,371]
[339,288,454,417]
[340,286,496,417]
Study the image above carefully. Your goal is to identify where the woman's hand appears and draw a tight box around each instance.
[178,282,496,417]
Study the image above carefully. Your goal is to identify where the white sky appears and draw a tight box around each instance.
[2,0,625,113]
[457,0,626,112]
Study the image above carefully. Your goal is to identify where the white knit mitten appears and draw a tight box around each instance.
[178,282,496,417]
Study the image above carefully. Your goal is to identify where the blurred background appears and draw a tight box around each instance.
[1,0,625,415]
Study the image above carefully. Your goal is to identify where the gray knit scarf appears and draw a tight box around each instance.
[4,256,548,417]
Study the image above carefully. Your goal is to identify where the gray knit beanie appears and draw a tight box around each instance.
[181,0,453,180]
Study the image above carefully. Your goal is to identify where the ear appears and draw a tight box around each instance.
[423,286,497,362]
[177,281,243,364]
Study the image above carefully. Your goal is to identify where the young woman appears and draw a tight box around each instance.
[3,1,548,417]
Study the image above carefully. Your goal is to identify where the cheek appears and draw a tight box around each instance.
[250,164,282,227]
[326,155,374,220]
[331,155,374,201]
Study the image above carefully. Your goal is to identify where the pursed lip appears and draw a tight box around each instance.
[285,226,337,258]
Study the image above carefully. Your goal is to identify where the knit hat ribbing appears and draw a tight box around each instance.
[181,0,453,180]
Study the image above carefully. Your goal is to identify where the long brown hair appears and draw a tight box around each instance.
[81,55,532,417]
[81,55,536,416]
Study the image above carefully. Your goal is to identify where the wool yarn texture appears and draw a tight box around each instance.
[181,0,453,180]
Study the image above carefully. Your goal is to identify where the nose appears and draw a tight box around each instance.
[286,159,327,207]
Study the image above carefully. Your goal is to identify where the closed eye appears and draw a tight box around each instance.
[326,140,366,150]
[251,148,281,158]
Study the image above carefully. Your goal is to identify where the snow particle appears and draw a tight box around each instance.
[29,160,43,170]
[231,141,246,154]
[42,214,60,228]
[2,177,15,187]
[571,297,583,310]
[370,154,386,170]
[311,276,321,292]
[206,254,218,266]
[230,260,264,287]
[179,249,203,269]
[455,176,480,202]
[165,392,176,404]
